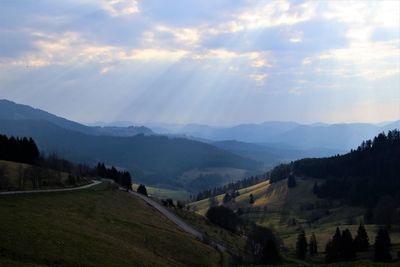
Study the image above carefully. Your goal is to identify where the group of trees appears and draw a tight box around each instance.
[0,134,133,191]
[295,230,317,260]
[0,134,39,164]
[295,224,391,263]
[206,206,241,233]
[325,228,357,262]
[269,163,291,183]
[246,224,281,264]
[297,130,400,206]
[196,174,266,201]
[206,205,281,264]
[267,131,400,211]
[324,224,391,263]
[137,184,147,196]
[95,163,132,190]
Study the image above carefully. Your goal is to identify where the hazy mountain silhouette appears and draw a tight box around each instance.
[148,121,397,151]
[0,118,258,188]
[212,140,343,168]
[0,99,153,137]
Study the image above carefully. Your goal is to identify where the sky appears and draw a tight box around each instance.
[0,0,399,126]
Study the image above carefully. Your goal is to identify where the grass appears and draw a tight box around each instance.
[188,177,400,265]
[131,183,190,201]
[173,207,247,257]
[0,182,225,267]
[238,261,400,267]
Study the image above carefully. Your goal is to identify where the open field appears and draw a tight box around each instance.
[132,183,190,201]
[0,183,225,267]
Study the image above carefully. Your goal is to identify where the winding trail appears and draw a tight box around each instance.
[129,191,227,252]
[0,180,102,195]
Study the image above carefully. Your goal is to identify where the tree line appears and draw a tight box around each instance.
[0,134,132,191]
[95,163,132,190]
[195,174,266,201]
[295,224,392,263]
[268,130,400,208]
[0,134,39,164]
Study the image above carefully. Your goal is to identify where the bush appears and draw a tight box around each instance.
[137,184,148,196]
[206,206,240,233]
[246,224,281,264]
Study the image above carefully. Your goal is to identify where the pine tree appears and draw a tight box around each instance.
[374,228,392,262]
[325,227,341,263]
[309,233,318,256]
[354,223,370,252]
[341,229,356,260]
[296,230,308,260]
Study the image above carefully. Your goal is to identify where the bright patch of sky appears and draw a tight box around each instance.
[0,0,399,125]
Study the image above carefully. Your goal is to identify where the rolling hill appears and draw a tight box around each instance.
[0,183,226,267]
[0,119,259,188]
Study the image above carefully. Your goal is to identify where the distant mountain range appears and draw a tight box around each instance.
[1,99,398,190]
[0,99,153,137]
[0,99,258,189]
[145,120,400,151]
[212,140,343,169]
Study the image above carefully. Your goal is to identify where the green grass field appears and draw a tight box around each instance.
[189,177,400,265]
[0,182,225,267]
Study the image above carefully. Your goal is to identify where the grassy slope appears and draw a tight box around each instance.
[0,183,224,267]
[132,183,190,201]
[189,178,400,264]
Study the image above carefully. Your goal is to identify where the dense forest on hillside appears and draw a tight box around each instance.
[0,134,39,164]
[0,134,132,190]
[269,130,400,207]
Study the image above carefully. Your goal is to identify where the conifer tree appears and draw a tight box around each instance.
[309,233,318,256]
[374,228,392,262]
[354,223,370,252]
[325,227,342,263]
[296,230,308,260]
[341,229,356,260]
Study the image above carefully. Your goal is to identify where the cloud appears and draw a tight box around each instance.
[155,25,201,47]
[248,73,267,86]
[102,0,139,17]
[0,0,399,124]
[208,0,316,34]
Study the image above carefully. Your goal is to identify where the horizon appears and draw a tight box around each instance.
[1,97,398,128]
[0,1,399,125]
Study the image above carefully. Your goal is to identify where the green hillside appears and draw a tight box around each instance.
[0,183,226,267]
[189,177,400,264]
